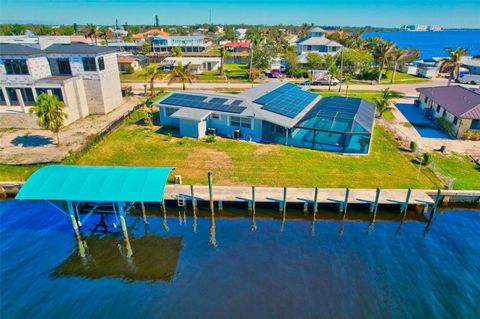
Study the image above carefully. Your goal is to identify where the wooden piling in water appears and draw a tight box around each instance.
[372,188,380,218]
[402,188,412,216]
[431,189,441,214]
[208,171,214,215]
[141,201,148,224]
[218,200,223,211]
[342,188,350,217]
[251,186,256,214]
[313,187,318,214]
[190,185,197,211]
[281,187,287,213]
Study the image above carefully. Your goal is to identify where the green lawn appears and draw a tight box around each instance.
[0,164,45,182]
[432,153,480,190]
[315,90,395,121]
[65,117,440,188]
[380,70,429,84]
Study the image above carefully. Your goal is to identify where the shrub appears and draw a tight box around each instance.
[423,152,432,165]
[464,130,480,141]
[164,133,173,141]
[205,134,216,143]
[435,118,455,136]
[410,141,417,152]
[125,65,135,74]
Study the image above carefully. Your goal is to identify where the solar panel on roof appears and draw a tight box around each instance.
[210,97,228,104]
[161,93,247,114]
[230,100,243,106]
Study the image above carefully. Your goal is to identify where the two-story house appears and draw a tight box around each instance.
[296,27,343,65]
[0,42,123,129]
[152,35,212,53]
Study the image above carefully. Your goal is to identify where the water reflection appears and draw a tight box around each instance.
[209,213,217,247]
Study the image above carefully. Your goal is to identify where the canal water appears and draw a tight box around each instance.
[1,200,479,318]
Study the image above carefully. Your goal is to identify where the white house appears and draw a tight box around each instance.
[295,27,343,65]
[0,42,123,129]
[162,57,221,74]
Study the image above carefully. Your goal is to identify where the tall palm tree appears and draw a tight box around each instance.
[374,41,395,83]
[171,46,182,57]
[29,93,67,146]
[168,63,197,90]
[438,47,470,86]
[373,88,404,118]
[98,27,112,45]
[220,45,226,76]
[83,24,98,45]
[390,48,420,83]
[139,64,165,96]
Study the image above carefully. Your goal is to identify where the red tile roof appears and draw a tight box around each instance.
[117,57,138,63]
[225,41,251,49]
[132,29,170,39]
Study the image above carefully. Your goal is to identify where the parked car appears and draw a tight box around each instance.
[312,78,340,86]
[458,74,480,85]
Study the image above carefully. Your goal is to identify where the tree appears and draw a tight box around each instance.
[306,52,323,70]
[373,41,395,83]
[83,24,98,44]
[220,46,226,75]
[248,67,261,83]
[342,49,374,74]
[372,88,403,117]
[168,63,197,90]
[73,23,78,33]
[98,27,112,45]
[29,93,67,146]
[139,64,165,96]
[252,45,276,70]
[438,47,470,86]
[141,43,152,54]
[171,46,182,57]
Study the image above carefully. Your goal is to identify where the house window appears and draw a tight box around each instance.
[453,117,459,126]
[424,96,428,103]
[307,45,312,51]
[35,88,63,101]
[230,116,241,127]
[166,107,177,116]
[82,57,97,71]
[241,117,252,129]
[442,109,447,117]
[436,105,441,112]
[97,56,105,71]
[211,113,220,120]
[4,59,29,75]
[471,120,480,130]
[5,87,35,105]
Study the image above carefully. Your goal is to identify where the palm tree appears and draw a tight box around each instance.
[220,46,226,76]
[438,47,470,86]
[390,48,420,83]
[248,67,261,84]
[373,88,404,118]
[29,93,67,146]
[139,64,165,96]
[374,41,395,83]
[168,63,197,90]
[83,24,98,45]
[98,27,112,45]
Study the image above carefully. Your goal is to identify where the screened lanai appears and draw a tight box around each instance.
[288,96,375,154]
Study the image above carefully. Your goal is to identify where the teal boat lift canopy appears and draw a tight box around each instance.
[16,165,174,203]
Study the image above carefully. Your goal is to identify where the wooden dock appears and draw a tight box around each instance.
[164,185,435,212]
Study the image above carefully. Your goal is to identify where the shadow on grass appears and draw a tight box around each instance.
[154,125,180,137]
[11,135,54,147]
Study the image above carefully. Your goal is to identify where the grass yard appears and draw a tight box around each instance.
[380,70,429,84]
[431,153,480,190]
[68,114,441,188]
[0,164,44,182]
[197,64,249,82]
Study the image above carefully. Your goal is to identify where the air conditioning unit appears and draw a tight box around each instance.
[207,128,216,135]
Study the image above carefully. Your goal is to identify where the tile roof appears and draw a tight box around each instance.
[417,86,480,119]
[132,29,170,39]
[225,41,251,48]
[117,57,138,63]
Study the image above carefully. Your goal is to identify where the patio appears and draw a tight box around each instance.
[395,102,450,139]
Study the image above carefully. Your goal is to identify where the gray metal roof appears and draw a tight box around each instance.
[297,36,342,46]
[417,86,480,119]
[43,43,118,55]
[170,107,211,121]
[0,43,42,56]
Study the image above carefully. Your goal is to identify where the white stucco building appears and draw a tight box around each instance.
[0,42,123,129]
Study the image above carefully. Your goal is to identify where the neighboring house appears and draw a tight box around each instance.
[416,86,480,138]
[0,35,71,49]
[235,28,247,40]
[107,41,143,51]
[224,41,251,53]
[0,42,123,129]
[152,35,212,53]
[296,27,343,65]
[155,82,375,154]
[460,56,480,75]
[117,57,142,72]
[161,57,220,74]
[132,29,170,43]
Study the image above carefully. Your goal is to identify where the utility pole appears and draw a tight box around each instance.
[155,15,159,27]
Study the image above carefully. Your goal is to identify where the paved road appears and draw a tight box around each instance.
[126,78,477,96]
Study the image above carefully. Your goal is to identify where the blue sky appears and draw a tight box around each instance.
[1,0,479,27]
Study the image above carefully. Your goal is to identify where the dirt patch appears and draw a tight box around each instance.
[254,144,278,155]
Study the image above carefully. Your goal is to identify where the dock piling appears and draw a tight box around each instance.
[281,187,287,213]
[67,201,81,239]
[402,188,412,216]
[208,171,214,215]
[341,188,350,217]
[313,187,318,214]
[252,186,256,214]
[218,200,223,211]
[303,201,309,213]
[190,185,197,211]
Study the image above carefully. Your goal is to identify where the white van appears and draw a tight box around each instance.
[458,74,480,84]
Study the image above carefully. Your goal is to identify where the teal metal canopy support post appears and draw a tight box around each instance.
[141,201,148,225]
[67,200,81,239]
[208,171,214,215]
[313,187,318,214]
[402,188,412,216]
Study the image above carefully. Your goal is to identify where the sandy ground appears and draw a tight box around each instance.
[0,96,143,164]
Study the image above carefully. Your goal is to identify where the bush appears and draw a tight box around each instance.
[423,152,432,165]
[464,130,480,141]
[125,65,135,74]
[410,141,417,152]
[205,134,216,143]
[354,67,379,81]
[435,118,455,136]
